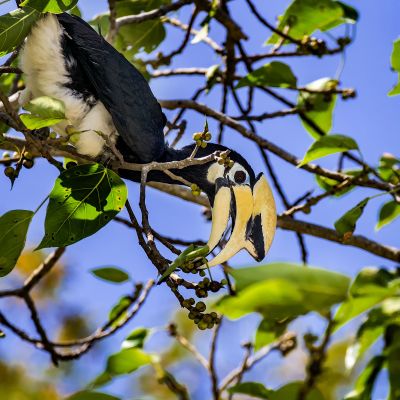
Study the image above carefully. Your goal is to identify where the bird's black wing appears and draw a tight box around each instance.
[57,13,166,163]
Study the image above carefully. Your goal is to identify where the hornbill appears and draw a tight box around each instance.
[19,13,276,267]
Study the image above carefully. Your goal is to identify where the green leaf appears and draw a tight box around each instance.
[107,348,151,375]
[319,1,359,31]
[20,0,78,13]
[66,392,120,400]
[91,267,130,284]
[376,200,400,230]
[90,1,169,56]
[391,38,400,71]
[0,7,40,57]
[91,373,113,389]
[92,348,152,388]
[254,318,288,351]
[236,62,297,89]
[336,2,359,24]
[216,264,350,320]
[344,356,385,400]
[270,382,324,400]
[385,325,400,400]
[315,169,363,197]
[0,77,11,132]
[24,96,65,119]
[334,198,369,236]
[335,296,389,332]
[120,19,165,54]
[350,267,396,298]
[388,79,400,96]
[69,5,82,17]
[267,0,343,45]
[21,96,66,129]
[37,164,127,249]
[298,78,338,139]
[20,114,65,129]
[0,69,16,93]
[377,153,400,183]
[334,267,400,330]
[389,39,400,96]
[298,134,358,167]
[109,295,132,326]
[0,329,5,339]
[121,327,149,349]
[345,308,385,370]
[228,382,272,399]
[0,210,34,277]
[216,279,305,320]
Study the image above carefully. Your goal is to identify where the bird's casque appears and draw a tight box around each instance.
[19,12,277,267]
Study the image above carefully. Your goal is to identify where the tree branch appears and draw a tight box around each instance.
[116,0,192,29]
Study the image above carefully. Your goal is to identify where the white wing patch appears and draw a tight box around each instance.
[20,14,117,158]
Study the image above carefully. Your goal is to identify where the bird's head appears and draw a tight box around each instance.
[168,143,277,267]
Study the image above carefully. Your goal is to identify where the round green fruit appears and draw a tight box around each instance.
[4,166,15,178]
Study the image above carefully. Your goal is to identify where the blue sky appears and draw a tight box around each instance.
[0,0,399,399]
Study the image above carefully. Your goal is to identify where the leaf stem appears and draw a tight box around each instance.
[34,195,49,215]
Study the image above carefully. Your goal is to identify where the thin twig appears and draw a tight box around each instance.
[210,319,223,399]
[168,324,210,371]
[116,0,192,29]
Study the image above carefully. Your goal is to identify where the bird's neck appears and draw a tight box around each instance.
[161,144,196,163]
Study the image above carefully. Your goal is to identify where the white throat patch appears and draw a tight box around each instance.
[207,162,250,186]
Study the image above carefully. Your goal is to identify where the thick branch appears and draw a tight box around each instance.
[278,216,400,262]
[159,99,394,192]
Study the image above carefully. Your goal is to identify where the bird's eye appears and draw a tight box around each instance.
[234,170,247,184]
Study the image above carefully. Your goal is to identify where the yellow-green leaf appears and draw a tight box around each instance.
[21,96,66,129]
[20,0,78,13]
[20,114,65,129]
[24,96,65,119]
[0,7,40,56]
[270,382,324,400]
[254,318,288,351]
[345,308,385,370]
[107,348,151,375]
[236,62,297,89]
[334,267,399,330]
[228,382,272,399]
[216,264,349,320]
[334,198,369,236]
[66,392,120,400]
[121,327,150,349]
[299,134,358,167]
[389,38,400,96]
[315,169,363,197]
[0,210,34,277]
[298,78,338,139]
[92,348,152,388]
[344,356,384,399]
[89,0,169,56]
[267,0,343,45]
[376,200,400,230]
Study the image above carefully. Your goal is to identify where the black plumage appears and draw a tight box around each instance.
[57,13,167,164]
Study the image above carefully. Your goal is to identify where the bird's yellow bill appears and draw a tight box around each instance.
[205,174,276,267]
